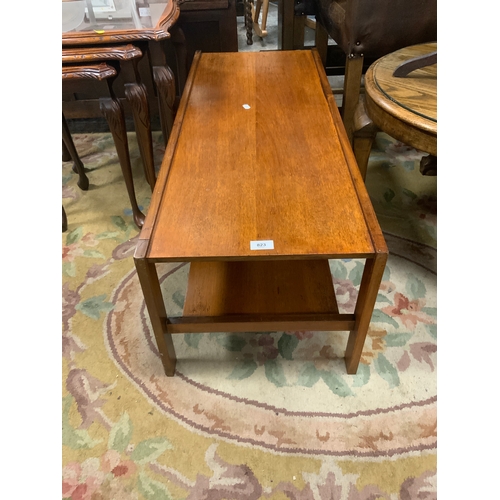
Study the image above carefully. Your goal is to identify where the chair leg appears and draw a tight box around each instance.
[352,101,377,181]
[62,114,89,191]
[314,18,329,66]
[342,55,364,144]
[99,97,146,229]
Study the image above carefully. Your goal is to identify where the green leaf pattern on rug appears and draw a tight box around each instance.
[111,215,129,232]
[426,324,437,340]
[227,360,258,380]
[348,261,364,287]
[278,333,299,360]
[374,354,400,388]
[402,188,418,199]
[376,293,392,304]
[130,438,173,465]
[63,261,76,278]
[76,294,115,319]
[212,333,247,352]
[352,363,370,387]
[384,332,413,347]
[297,362,322,387]
[264,359,287,387]
[108,412,133,453]
[184,333,202,349]
[138,472,172,500]
[62,396,101,450]
[384,188,395,203]
[66,226,83,245]
[405,274,426,300]
[172,290,185,309]
[371,310,399,328]
[320,370,353,397]
[330,260,348,280]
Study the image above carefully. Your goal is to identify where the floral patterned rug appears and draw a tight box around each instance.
[62,131,437,499]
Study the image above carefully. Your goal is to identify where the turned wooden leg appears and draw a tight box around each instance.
[342,55,364,144]
[352,101,377,181]
[62,114,89,191]
[124,82,156,191]
[245,0,253,45]
[345,253,387,374]
[62,206,68,232]
[153,65,176,147]
[99,97,146,229]
[420,155,437,176]
[134,244,177,376]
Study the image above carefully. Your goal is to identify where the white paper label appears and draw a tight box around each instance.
[250,240,274,250]
[139,7,151,16]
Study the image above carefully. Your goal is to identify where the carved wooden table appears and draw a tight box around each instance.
[62,0,183,151]
[134,50,388,377]
[353,42,437,179]
[63,62,146,227]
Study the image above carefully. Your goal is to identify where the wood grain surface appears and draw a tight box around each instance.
[365,42,437,152]
[183,259,339,316]
[146,50,377,261]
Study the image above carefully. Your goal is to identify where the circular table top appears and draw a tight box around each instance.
[365,42,437,155]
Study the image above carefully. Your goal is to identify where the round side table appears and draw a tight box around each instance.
[353,42,437,179]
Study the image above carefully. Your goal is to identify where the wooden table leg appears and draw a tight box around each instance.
[62,113,89,191]
[345,253,387,374]
[134,247,177,376]
[99,97,146,229]
[124,81,156,190]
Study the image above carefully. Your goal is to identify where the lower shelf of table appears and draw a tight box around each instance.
[165,259,356,333]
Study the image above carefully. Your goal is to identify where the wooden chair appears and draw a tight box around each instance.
[314,0,437,143]
[62,63,145,229]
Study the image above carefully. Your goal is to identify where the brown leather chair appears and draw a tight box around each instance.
[314,0,437,142]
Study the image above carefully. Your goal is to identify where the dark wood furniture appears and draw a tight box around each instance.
[312,0,437,143]
[134,50,388,377]
[62,63,146,227]
[62,44,157,190]
[62,0,180,145]
[62,112,90,232]
[353,43,437,180]
[175,0,238,69]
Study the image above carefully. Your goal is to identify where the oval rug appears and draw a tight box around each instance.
[105,247,436,459]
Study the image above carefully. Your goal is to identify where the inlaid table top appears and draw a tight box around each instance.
[138,50,386,262]
[364,42,437,155]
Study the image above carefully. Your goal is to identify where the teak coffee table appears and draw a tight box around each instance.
[134,50,388,377]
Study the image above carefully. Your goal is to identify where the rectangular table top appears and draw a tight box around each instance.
[139,50,385,262]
